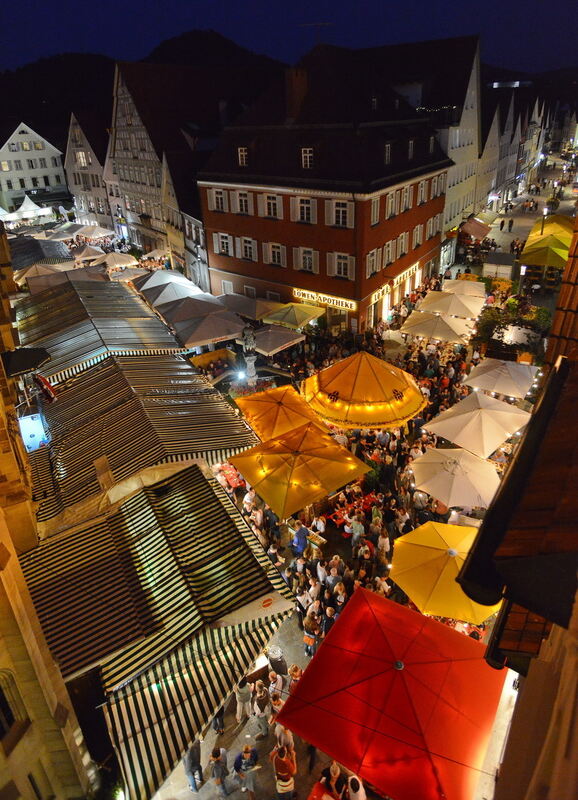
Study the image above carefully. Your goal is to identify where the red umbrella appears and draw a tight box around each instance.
[277,589,505,800]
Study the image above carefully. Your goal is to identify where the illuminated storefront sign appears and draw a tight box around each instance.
[370,263,421,305]
[293,288,357,311]
[392,262,420,288]
[370,284,392,305]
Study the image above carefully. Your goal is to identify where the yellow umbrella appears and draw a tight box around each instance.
[301,351,426,429]
[526,213,573,245]
[236,385,322,440]
[229,422,370,519]
[262,302,325,329]
[521,236,569,269]
[390,522,502,624]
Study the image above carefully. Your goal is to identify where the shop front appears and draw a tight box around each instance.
[292,287,358,334]
[441,232,458,268]
[365,262,423,326]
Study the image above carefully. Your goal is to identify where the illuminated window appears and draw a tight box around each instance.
[237,147,248,166]
[0,162,9,172]
[22,141,31,151]
[301,147,314,169]
[34,141,44,150]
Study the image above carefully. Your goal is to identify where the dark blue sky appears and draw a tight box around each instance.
[3,0,577,72]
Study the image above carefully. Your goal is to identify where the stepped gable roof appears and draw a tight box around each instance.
[72,108,111,165]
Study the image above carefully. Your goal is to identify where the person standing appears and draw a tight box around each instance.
[234,678,252,724]
[183,740,203,792]
[508,218,513,232]
[269,745,297,800]
[209,747,230,798]
[499,219,504,231]
[212,705,225,735]
[252,680,271,740]
[348,775,367,800]
[233,745,259,800]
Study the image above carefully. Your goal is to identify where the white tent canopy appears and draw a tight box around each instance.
[142,247,169,259]
[156,294,223,324]
[218,293,285,320]
[46,223,86,240]
[442,279,486,297]
[79,225,116,239]
[174,311,245,348]
[464,358,540,399]
[424,391,531,458]
[238,324,305,356]
[14,262,74,285]
[411,447,500,508]
[418,290,486,319]
[3,195,53,222]
[91,252,139,269]
[400,311,474,343]
[71,244,104,261]
[133,269,190,293]
[142,281,204,308]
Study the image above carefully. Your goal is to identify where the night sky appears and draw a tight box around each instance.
[3,0,577,73]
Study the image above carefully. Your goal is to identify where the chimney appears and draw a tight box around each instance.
[285,68,308,123]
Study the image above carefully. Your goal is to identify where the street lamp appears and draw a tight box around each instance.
[540,206,548,235]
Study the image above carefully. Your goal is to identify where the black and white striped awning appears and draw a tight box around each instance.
[34,355,258,522]
[20,465,292,681]
[104,616,286,800]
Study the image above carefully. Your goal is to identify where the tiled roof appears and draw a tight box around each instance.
[71,109,111,165]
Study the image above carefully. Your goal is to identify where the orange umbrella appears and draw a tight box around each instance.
[301,351,425,429]
[236,385,321,440]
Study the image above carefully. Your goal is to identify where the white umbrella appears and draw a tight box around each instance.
[142,281,203,308]
[244,324,305,356]
[133,269,190,292]
[380,330,406,351]
[45,223,86,240]
[411,447,500,508]
[14,262,72,285]
[79,225,116,239]
[464,358,540,399]
[156,294,223,323]
[142,247,169,259]
[400,311,474,343]
[218,293,285,320]
[71,244,104,261]
[91,252,138,269]
[418,291,485,319]
[424,391,531,458]
[174,311,245,348]
[442,279,486,297]
[109,268,151,282]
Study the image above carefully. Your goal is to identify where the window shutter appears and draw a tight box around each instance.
[346,201,355,228]
[325,199,333,225]
[275,195,284,220]
[326,252,335,277]
[262,243,270,264]
[365,254,372,279]
[246,193,254,215]
[312,251,320,274]
[235,237,242,258]
[212,233,219,253]
[290,197,298,222]
[228,235,234,254]
[257,194,266,217]
[376,248,382,271]
[424,181,429,202]
[391,240,396,261]
[222,191,229,213]
[280,245,287,268]
[230,192,238,213]
[292,247,300,269]
[394,191,400,215]
[348,255,356,280]
[207,189,215,211]
[251,239,258,261]
[408,186,414,208]
[310,199,318,224]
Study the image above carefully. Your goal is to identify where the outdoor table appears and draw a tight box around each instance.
[220,463,245,489]
[307,782,335,800]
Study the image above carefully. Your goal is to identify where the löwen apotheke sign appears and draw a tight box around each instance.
[293,288,357,311]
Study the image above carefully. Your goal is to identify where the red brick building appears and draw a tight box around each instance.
[199,60,452,332]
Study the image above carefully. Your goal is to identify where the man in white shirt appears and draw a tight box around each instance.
[242,488,256,516]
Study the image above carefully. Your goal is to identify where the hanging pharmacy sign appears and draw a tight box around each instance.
[292,288,357,311]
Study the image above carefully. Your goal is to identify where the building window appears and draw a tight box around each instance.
[22,141,31,151]
[301,249,314,272]
[429,135,435,154]
[238,192,249,214]
[0,162,9,172]
[13,160,22,171]
[38,158,46,168]
[370,197,380,226]
[27,159,37,170]
[237,147,248,166]
[298,198,312,223]
[266,195,279,218]
[31,177,38,187]
[401,185,412,212]
[222,280,234,294]
[301,147,314,169]
[244,285,256,298]
[431,176,438,197]
[384,143,391,165]
[413,224,423,248]
[218,233,231,255]
[408,139,415,160]
[6,180,12,190]
[366,249,377,278]
[19,179,25,189]
[386,192,395,218]
[397,232,408,256]
[76,151,87,168]
[0,671,29,750]
[266,291,281,302]
[34,141,44,151]
[335,253,350,278]
[417,181,427,204]
[384,240,396,265]
[8,143,19,152]
[51,157,59,167]
[334,201,348,227]
[242,237,256,261]
[371,95,378,110]
[270,244,283,266]
[214,189,225,212]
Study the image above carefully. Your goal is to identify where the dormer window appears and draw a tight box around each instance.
[429,135,435,154]
[408,139,415,160]
[371,95,378,110]
[237,147,248,167]
[301,147,314,169]
[384,143,391,165]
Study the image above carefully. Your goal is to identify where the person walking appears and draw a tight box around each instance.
[233,745,259,800]
[234,678,252,724]
[212,705,225,735]
[209,747,230,798]
[252,680,271,740]
[508,218,513,232]
[183,740,203,792]
[499,219,504,231]
[269,745,297,800]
